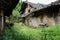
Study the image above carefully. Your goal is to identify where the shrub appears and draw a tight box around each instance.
[10,10,20,23]
[3,26,14,40]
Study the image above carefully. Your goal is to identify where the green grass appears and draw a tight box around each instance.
[11,23,42,40]
[3,23,60,40]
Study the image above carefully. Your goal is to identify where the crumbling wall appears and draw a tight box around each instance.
[57,9,60,24]
[47,17,55,26]
[29,17,39,27]
[42,14,48,24]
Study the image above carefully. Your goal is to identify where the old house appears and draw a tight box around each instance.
[20,1,60,27]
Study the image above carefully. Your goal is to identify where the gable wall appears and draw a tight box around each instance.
[24,4,36,14]
[24,5,31,14]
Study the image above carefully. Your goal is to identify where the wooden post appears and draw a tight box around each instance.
[0,10,4,40]
[1,10,4,33]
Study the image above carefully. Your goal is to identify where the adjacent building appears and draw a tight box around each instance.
[20,1,60,27]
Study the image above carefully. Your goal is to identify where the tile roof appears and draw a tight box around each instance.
[20,0,60,17]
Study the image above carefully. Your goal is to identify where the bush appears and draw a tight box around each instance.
[10,0,22,23]
[10,10,20,23]
[3,26,14,40]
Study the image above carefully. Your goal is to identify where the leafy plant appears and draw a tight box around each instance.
[3,26,14,40]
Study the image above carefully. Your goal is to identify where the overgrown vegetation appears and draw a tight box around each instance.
[3,26,14,40]
[12,23,60,40]
[10,0,22,23]
[3,23,60,40]
[3,0,60,40]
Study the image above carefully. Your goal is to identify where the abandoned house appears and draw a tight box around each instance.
[20,1,60,27]
[0,0,19,35]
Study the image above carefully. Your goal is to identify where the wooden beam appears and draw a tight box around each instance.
[0,10,4,36]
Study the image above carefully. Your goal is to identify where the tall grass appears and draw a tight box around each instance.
[10,23,60,40]
[3,23,60,40]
